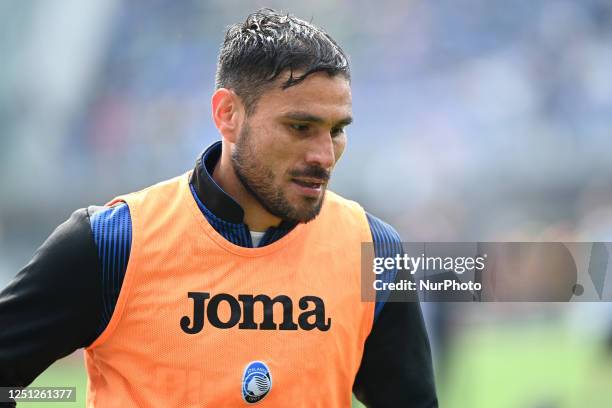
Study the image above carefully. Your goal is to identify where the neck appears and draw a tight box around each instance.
[212,151,282,232]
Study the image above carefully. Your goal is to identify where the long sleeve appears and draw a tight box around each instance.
[0,209,103,388]
[353,213,438,407]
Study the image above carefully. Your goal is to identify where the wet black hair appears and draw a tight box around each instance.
[215,8,350,114]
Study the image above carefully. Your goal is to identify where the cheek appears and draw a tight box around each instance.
[246,123,285,161]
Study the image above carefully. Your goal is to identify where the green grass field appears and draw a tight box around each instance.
[441,322,612,408]
[17,352,87,408]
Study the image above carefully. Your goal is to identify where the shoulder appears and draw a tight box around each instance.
[364,212,402,249]
[89,203,132,244]
[37,208,97,260]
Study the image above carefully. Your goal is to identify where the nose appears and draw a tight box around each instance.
[304,131,335,170]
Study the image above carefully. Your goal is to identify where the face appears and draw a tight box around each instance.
[231,71,352,223]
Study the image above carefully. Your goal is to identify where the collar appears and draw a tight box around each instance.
[190,141,244,223]
[189,141,297,230]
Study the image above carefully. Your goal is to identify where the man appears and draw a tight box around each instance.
[0,9,437,407]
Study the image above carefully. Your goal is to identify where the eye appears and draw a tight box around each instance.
[290,123,310,132]
[331,127,345,137]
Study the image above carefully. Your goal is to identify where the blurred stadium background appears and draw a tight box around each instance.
[1,0,612,407]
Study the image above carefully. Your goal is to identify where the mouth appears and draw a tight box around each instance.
[291,178,326,197]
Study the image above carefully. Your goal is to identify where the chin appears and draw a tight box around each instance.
[294,202,325,223]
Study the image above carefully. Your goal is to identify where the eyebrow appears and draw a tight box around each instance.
[282,111,353,127]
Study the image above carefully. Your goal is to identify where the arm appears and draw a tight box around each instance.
[353,213,438,408]
[0,209,103,393]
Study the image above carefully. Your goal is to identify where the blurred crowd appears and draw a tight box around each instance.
[1,1,611,406]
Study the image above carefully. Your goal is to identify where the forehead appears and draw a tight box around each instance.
[254,72,352,122]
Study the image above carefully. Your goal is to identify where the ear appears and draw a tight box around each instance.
[211,88,244,143]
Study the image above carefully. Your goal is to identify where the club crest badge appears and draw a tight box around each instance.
[242,361,272,404]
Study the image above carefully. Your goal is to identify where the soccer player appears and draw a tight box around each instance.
[0,9,437,407]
